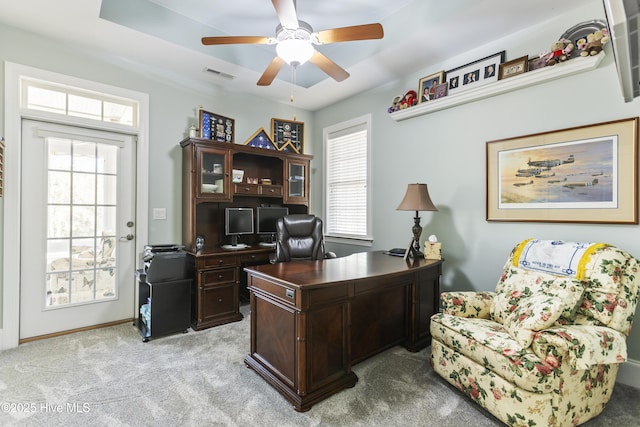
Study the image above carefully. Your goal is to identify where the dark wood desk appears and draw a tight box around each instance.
[243,251,442,411]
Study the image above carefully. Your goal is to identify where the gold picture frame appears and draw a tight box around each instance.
[418,71,445,103]
[486,117,639,223]
[498,55,529,80]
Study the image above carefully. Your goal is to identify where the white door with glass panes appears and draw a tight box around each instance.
[20,120,136,339]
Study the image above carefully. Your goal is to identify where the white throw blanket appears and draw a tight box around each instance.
[513,239,604,279]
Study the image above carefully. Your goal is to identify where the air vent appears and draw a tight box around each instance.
[203,67,235,80]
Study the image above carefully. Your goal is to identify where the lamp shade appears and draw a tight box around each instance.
[396,183,437,211]
[276,39,314,65]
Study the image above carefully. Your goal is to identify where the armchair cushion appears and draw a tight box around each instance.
[502,293,568,347]
[533,325,627,370]
[492,267,585,324]
[431,313,561,393]
[440,291,494,318]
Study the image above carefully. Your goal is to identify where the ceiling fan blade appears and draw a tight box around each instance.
[271,0,299,29]
[202,35,270,45]
[257,56,286,86]
[309,50,349,82]
[315,23,384,44]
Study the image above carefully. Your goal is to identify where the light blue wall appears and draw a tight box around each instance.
[314,1,640,362]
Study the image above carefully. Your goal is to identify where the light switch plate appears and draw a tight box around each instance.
[153,208,166,220]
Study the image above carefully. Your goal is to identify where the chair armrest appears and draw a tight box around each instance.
[440,291,494,319]
[532,325,627,370]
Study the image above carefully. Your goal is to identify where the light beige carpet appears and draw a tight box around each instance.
[1,304,638,426]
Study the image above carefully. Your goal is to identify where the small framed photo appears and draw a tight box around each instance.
[199,109,234,143]
[418,71,445,103]
[499,55,529,80]
[271,118,304,153]
[445,51,505,96]
[434,83,448,99]
[528,55,548,71]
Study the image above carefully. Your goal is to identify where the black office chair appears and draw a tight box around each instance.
[271,214,336,263]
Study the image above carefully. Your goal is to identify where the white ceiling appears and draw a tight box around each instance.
[0,0,591,110]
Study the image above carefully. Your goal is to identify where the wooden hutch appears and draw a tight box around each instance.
[180,137,312,330]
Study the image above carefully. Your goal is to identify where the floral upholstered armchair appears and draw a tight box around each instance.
[430,239,640,426]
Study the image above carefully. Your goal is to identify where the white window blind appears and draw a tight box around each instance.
[325,119,370,241]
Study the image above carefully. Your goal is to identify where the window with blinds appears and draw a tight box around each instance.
[323,115,372,244]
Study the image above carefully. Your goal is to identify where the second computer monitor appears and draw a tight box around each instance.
[256,206,289,237]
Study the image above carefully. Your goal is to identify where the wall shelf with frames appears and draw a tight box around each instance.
[389,53,605,122]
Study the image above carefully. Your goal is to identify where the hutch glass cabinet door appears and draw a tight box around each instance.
[284,159,309,204]
[195,145,231,200]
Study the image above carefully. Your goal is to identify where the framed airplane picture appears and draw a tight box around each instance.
[486,118,638,224]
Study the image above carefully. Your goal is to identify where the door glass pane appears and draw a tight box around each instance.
[72,172,96,204]
[73,142,97,172]
[45,137,119,308]
[98,144,118,174]
[72,206,95,237]
[47,206,70,238]
[48,171,71,204]
[97,175,117,205]
[48,139,71,170]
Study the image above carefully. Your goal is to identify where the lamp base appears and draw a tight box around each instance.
[405,239,422,260]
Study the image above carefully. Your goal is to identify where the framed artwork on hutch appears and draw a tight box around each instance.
[199,109,235,143]
[271,118,304,153]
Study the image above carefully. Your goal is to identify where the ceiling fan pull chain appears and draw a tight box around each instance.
[290,65,297,121]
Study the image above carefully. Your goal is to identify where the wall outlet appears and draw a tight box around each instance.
[153,208,166,220]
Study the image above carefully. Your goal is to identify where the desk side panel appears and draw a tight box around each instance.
[351,277,410,364]
[253,295,296,388]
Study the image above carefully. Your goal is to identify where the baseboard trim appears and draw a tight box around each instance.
[617,358,640,389]
[18,318,133,344]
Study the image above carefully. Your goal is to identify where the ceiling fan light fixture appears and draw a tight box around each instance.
[276,39,314,66]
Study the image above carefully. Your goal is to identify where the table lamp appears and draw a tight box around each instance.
[396,183,437,258]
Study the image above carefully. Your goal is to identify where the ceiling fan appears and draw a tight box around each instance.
[201,0,384,86]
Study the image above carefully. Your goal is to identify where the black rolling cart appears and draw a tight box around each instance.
[136,245,193,342]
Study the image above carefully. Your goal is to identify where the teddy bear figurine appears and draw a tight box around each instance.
[579,29,610,56]
[387,95,402,113]
[399,90,417,109]
[545,38,574,66]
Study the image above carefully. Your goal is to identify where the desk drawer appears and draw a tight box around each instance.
[199,255,237,269]
[234,183,260,195]
[202,268,236,286]
[200,284,237,319]
[240,252,272,265]
[260,185,282,197]
[249,276,297,307]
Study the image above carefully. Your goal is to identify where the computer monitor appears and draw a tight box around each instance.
[224,207,254,248]
[256,207,288,246]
